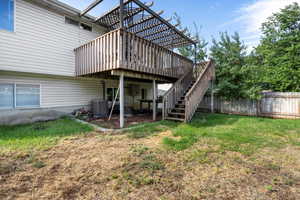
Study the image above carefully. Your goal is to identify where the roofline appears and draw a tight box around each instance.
[26,0,97,22]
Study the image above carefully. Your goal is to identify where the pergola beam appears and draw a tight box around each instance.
[158,38,186,47]
[141,24,173,38]
[94,0,133,22]
[91,0,195,48]
[165,41,191,48]
[153,34,182,44]
[146,31,174,42]
[126,9,163,30]
[130,18,162,33]
[132,0,196,45]
[110,1,154,27]
[80,0,104,17]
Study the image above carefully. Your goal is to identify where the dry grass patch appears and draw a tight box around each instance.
[0,114,300,199]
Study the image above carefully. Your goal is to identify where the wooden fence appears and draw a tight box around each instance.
[199,92,300,119]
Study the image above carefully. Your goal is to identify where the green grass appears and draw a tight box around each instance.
[128,113,300,155]
[0,117,93,153]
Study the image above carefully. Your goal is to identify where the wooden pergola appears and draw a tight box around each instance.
[80,0,196,128]
[80,0,196,49]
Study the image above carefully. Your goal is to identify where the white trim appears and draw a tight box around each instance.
[0,83,15,110]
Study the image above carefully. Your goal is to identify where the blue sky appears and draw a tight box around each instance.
[60,0,300,49]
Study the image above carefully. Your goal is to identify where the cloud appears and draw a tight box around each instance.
[223,0,300,48]
[239,0,300,34]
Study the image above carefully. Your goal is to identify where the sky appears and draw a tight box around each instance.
[60,0,300,50]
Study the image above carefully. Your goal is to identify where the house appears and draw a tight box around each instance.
[0,0,215,128]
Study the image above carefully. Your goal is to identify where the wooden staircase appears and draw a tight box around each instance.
[162,60,215,122]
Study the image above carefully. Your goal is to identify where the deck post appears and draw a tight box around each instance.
[120,73,125,128]
[153,79,157,121]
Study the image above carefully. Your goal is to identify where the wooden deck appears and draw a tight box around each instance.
[74,29,193,81]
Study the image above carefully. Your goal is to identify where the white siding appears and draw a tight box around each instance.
[0,0,105,76]
[0,71,154,110]
[0,71,103,108]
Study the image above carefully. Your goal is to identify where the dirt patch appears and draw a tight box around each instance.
[0,132,299,200]
[89,114,162,129]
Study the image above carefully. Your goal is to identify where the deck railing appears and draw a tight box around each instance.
[162,67,194,119]
[74,29,193,78]
[185,61,215,122]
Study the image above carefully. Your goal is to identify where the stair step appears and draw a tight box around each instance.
[173,107,185,111]
[165,117,185,122]
[175,104,185,108]
[168,112,185,116]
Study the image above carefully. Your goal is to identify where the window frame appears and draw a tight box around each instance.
[15,83,41,108]
[0,83,41,110]
[0,0,16,33]
[0,83,15,109]
[141,88,147,100]
[106,88,119,101]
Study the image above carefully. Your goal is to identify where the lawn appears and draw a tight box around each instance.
[0,117,93,153]
[1,113,300,199]
[128,113,300,155]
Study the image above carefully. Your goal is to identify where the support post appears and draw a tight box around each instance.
[153,79,157,121]
[211,80,214,113]
[120,0,124,29]
[120,73,125,128]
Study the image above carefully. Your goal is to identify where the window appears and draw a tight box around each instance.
[65,17,92,32]
[0,0,14,32]
[65,17,79,26]
[0,84,40,109]
[0,84,14,109]
[107,88,119,101]
[16,84,40,107]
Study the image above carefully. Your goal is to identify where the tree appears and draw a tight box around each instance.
[173,13,208,62]
[210,32,255,99]
[255,3,300,92]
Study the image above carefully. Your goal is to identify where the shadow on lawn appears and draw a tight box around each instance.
[0,117,93,152]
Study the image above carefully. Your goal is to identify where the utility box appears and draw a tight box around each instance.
[91,99,108,117]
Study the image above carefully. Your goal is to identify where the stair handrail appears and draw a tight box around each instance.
[184,60,215,122]
[162,66,194,120]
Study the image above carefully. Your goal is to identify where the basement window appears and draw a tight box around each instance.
[0,84,14,109]
[0,84,40,109]
[16,84,40,108]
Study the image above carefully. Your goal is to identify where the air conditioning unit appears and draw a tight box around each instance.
[91,99,108,117]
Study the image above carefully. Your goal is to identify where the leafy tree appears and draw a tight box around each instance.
[173,13,208,62]
[256,3,300,92]
[210,32,254,99]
